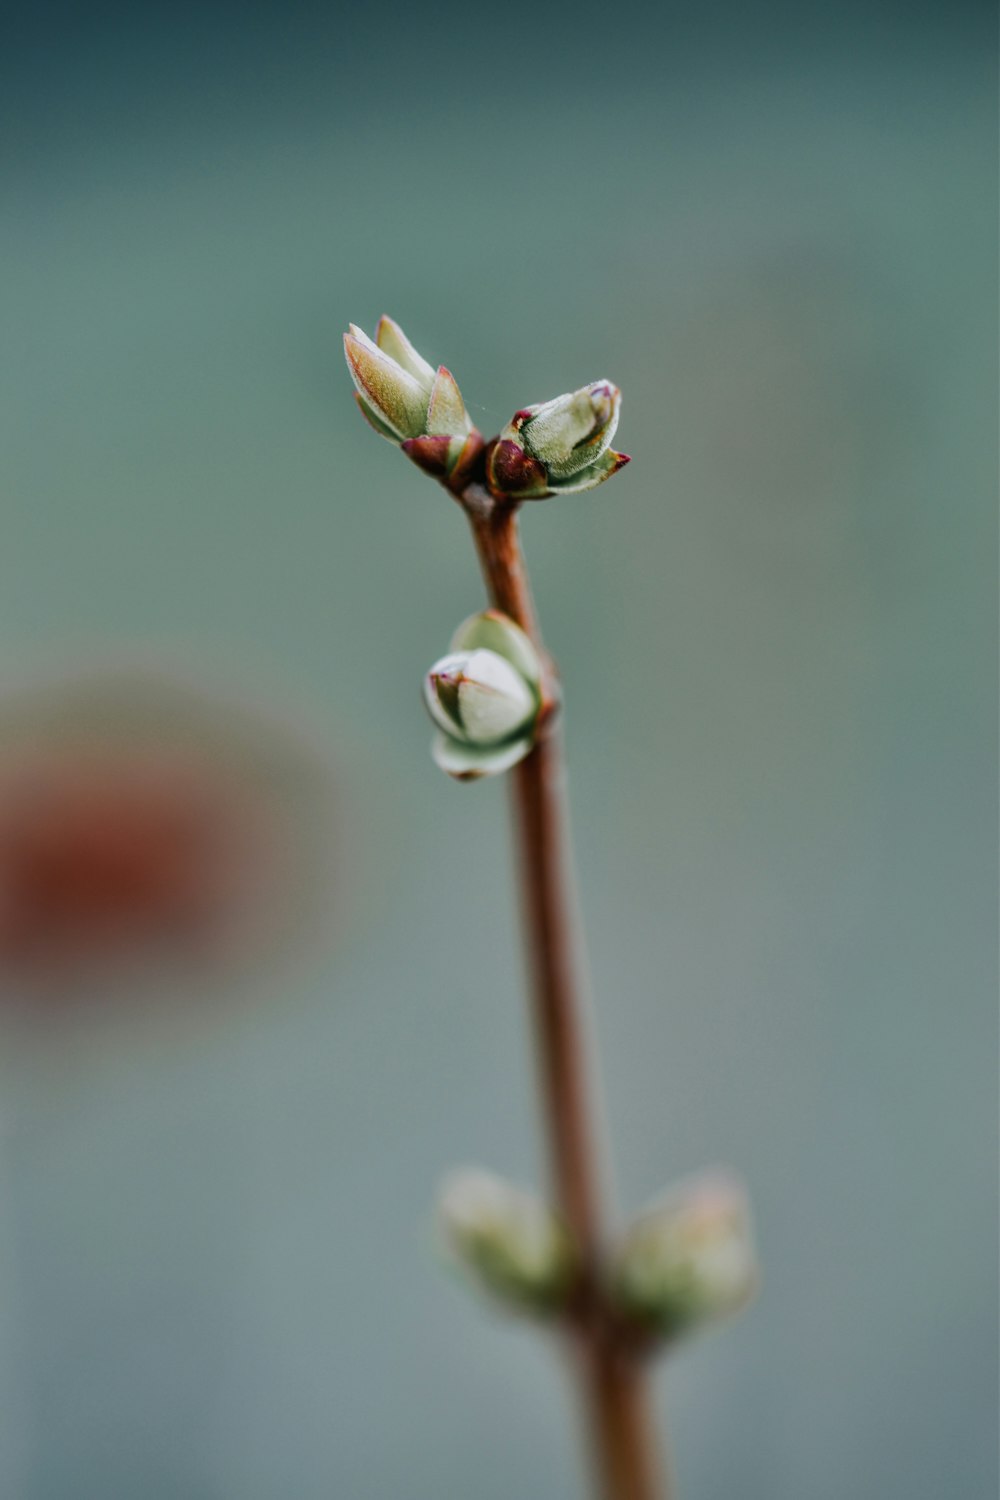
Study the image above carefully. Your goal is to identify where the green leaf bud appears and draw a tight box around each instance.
[613,1173,758,1343]
[487,381,630,500]
[344,324,430,441]
[438,1168,576,1315]
[519,382,620,478]
[423,617,543,780]
[345,317,478,480]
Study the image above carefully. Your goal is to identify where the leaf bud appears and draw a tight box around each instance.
[344,316,480,481]
[613,1173,758,1343]
[422,612,543,781]
[486,380,630,500]
[438,1168,575,1315]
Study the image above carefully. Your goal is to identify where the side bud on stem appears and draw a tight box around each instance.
[344,316,483,486]
[423,611,545,780]
[613,1173,758,1346]
[487,381,630,500]
[438,1168,576,1315]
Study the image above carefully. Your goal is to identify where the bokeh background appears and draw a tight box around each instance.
[1,1,996,1496]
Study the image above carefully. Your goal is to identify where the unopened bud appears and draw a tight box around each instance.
[438,1168,575,1314]
[425,649,534,741]
[614,1174,757,1342]
[423,612,543,780]
[487,381,630,500]
[344,316,481,482]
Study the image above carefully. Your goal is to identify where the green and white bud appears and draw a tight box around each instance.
[423,612,543,781]
[344,316,481,483]
[425,649,535,743]
[614,1173,757,1343]
[487,380,630,501]
[438,1168,575,1315]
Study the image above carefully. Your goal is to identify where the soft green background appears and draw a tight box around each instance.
[1,3,996,1496]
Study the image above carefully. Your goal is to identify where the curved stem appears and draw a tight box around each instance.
[462,490,668,1500]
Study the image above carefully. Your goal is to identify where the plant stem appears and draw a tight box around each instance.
[461,488,668,1500]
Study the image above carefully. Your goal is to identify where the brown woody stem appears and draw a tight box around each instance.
[459,483,668,1500]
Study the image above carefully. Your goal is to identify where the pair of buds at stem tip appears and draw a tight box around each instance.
[344,316,630,499]
[438,1168,757,1349]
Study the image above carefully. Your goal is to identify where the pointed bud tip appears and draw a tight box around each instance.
[374,313,405,340]
[425,365,473,440]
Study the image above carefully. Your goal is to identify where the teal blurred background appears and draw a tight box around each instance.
[1,2,996,1496]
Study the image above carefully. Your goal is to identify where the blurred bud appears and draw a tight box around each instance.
[422,612,543,781]
[487,381,630,500]
[438,1168,575,1314]
[345,316,482,483]
[613,1173,757,1342]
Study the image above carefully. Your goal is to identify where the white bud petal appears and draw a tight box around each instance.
[424,649,535,746]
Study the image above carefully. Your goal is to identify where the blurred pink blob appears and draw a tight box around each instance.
[0,669,338,1006]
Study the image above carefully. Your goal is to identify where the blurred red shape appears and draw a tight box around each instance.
[0,670,337,1005]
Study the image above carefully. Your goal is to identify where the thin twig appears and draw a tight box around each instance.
[460,488,668,1500]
